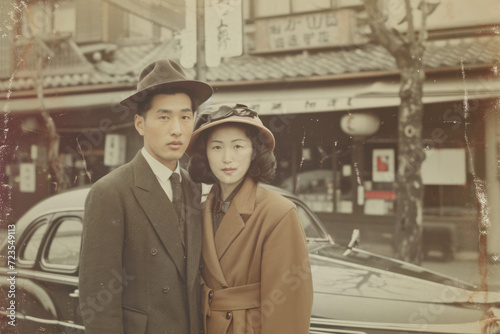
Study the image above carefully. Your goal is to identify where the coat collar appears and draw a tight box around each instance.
[131,151,187,279]
[228,176,257,217]
[204,176,257,267]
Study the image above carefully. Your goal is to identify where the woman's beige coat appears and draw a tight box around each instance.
[201,177,313,334]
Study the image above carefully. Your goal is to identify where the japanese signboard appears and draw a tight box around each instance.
[19,163,36,193]
[205,0,243,67]
[179,0,197,68]
[253,9,366,53]
[104,134,127,167]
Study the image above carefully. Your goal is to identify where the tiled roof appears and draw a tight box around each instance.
[1,36,499,94]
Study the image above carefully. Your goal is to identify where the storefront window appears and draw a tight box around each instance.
[271,106,478,221]
[277,114,344,214]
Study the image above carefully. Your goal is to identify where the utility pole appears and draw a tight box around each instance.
[195,0,207,82]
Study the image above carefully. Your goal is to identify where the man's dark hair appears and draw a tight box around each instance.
[136,88,199,117]
[188,123,276,184]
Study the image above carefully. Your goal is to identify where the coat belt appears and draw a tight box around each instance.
[202,282,261,315]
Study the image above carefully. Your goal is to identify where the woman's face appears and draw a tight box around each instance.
[206,124,253,190]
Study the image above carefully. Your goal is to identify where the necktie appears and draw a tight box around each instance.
[170,172,184,244]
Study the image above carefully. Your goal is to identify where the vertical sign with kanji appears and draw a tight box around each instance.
[104,134,127,167]
[205,0,243,67]
[20,163,36,193]
[180,0,197,68]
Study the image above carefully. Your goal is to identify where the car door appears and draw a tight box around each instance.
[37,212,84,333]
[7,214,52,334]
[12,212,84,334]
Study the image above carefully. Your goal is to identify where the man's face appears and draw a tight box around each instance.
[134,93,194,171]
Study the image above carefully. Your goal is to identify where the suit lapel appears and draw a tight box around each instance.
[131,152,186,279]
[214,177,256,261]
[181,169,203,288]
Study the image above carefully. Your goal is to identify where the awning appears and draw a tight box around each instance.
[207,77,500,115]
[2,90,134,114]
[3,76,499,115]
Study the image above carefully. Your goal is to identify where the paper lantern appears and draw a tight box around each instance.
[340,112,380,137]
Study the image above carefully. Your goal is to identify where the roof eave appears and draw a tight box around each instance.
[1,63,494,100]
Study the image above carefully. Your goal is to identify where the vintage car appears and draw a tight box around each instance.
[0,185,499,333]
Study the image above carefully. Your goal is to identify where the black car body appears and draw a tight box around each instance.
[0,185,499,333]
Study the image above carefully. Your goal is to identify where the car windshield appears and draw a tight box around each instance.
[296,204,327,239]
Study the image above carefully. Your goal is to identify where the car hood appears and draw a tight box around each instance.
[308,242,500,330]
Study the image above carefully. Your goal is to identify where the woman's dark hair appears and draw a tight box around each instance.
[136,88,199,117]
[188,123,276,184]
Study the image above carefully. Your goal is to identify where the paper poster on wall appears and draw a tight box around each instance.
[20,163,36,193]
[372,149,395,182]
[421,148,466,185]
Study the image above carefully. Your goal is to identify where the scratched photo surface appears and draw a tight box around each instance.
[1,0,500,333]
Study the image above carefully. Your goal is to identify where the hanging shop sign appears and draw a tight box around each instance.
[179,0,197,68]
[20,163,36,193]
[205,0,243,67]
[104,134,127,167]
[253,9,367,54]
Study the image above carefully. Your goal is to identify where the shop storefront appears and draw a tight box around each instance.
[5,95,140,222]
[209,77,494,258]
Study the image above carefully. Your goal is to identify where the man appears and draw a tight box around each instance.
[78,59,213,334]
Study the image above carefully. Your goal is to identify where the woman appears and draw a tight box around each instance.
[187,104,313,334]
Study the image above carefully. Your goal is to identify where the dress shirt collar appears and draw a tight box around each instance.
[141,147,181,182]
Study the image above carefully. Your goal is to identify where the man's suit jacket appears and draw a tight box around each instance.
[79,151,203,334]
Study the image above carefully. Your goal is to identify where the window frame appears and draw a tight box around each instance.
[17,216,51,268]
[288,197,332,244]
[40,212,83,274]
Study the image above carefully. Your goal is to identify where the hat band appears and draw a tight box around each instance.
[195,104,257,129]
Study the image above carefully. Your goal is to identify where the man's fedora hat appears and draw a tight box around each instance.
[120,59,213,110]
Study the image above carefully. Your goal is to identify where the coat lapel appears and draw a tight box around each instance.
[202,190,230,287]
[214,177,257,261]
[181,169,203,289]
[131,152,186,279]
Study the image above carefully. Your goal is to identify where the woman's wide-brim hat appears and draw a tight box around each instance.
[185,104,275,156]
[120,59,213,110]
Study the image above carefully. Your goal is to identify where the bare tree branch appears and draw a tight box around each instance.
[419,1,429,44]
[362,0,405,56]
[405,0,415,45]
[36,45,63,192]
